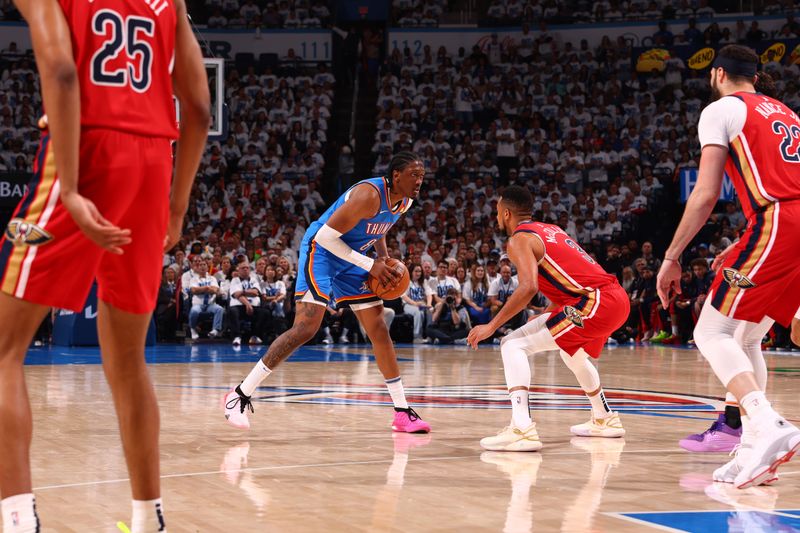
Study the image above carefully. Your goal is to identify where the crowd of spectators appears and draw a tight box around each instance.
[0,0,332,27]
[392,0,449,28]
[192,0,331,29]
[151,56,338,343]
[1,12,799,349]
[0,49,40,174]
[370,21,800,348]
[482,0,797,26]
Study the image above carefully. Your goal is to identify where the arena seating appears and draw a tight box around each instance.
[1,7,799,349]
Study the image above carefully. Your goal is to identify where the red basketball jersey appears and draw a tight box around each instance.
[513,221,618,306]
[726,92,800,219]
[57,0,178,139]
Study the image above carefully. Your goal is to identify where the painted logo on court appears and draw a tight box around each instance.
[253,384,720,412]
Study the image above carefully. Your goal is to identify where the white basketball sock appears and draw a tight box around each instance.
[131,498,165,533]
[588,390,612,419]
[1,493,39,533]
[741,415,756,444]
[509,388,532,428]
[740,391,780,428]
[240,360,272,397]
[385,377,408,409]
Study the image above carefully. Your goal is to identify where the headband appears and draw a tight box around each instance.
[713,55,757,77]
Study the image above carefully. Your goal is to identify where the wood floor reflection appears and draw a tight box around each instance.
[18,343,800,532]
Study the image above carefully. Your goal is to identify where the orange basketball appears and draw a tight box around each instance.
[368,258,410,300]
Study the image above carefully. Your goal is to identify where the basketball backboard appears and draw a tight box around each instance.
[174,57,227,140]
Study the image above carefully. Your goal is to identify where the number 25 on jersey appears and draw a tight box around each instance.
[91,9,155,93]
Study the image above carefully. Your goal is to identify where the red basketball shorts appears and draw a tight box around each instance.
[0,129,172,314]
[545,284,630,358]
[709,200,800,327]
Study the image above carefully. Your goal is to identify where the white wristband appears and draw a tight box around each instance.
[316,224,375,272]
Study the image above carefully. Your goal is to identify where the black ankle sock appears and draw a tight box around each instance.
[724,405,742,429]
[394,407,410,413]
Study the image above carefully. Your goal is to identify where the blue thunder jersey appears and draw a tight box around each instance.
[304,177,413,254]
[295,176,413,306]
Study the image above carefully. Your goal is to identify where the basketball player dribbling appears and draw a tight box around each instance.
[658,44,800,488]
[0,0,208,531]
[467,185,630,451]
[222,152,431,434]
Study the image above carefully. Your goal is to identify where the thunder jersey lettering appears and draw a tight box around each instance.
[306,177,412,254]
[58,0,178,138]
[514,221,617,305]
[726,92,800,218]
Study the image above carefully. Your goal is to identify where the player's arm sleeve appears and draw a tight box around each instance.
[315,224,375,272]
[698,97,747,148]
[316,183,380,272]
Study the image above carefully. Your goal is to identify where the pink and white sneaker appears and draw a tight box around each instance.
[391,408,431,433]
[222,386,254,430]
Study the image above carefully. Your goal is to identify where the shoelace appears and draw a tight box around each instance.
[728,443,742,458]
[705,419,723,435]
[226,395,254,415]
[405,407,421,421]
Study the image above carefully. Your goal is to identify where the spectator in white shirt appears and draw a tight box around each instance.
[261,264,286,317]
[228,260,267,346]
[401,264,433,341]
[188,259,224,340]
[427,260,461,304]
[181,255,203,300]
[488,264,523,334]
[592,217,614,242]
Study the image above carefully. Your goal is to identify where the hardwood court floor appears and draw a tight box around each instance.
[16,343,800,532]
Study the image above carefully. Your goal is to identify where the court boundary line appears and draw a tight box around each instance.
[603,513,686,532]
[605,508,800,532]
[33,447,684,492]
